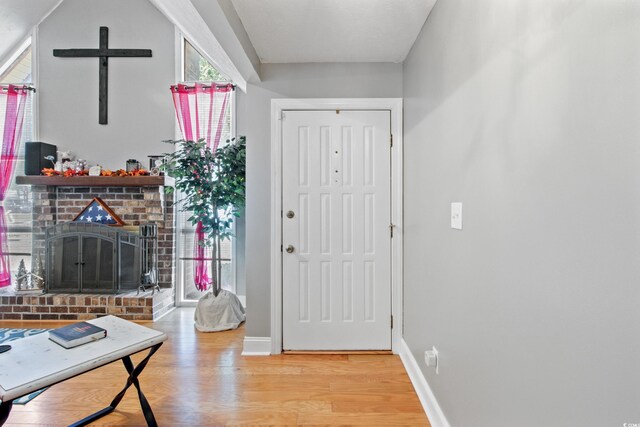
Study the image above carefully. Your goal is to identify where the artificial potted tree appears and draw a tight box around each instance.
[163,136,246,331]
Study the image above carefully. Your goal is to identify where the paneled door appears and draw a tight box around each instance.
[282,110,392,350]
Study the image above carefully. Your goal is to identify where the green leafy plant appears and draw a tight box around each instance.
[162,136,246,295]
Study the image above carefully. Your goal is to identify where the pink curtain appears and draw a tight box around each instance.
[170,83,233,291]
[0,85,30,288]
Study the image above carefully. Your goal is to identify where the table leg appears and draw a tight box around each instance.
[69,343,162,427]
[0,400,13,426]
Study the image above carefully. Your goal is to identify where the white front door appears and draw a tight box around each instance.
[282,110,392,350]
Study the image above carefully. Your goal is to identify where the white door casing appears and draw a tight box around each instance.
[282,110,392,350]
[269,98,403,356]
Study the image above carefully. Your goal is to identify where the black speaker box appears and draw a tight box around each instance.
[25,142,57,175]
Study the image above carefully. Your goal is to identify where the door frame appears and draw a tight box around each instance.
[270,98,403,354]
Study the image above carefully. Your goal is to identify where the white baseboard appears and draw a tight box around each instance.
[398,339,450,427]
[241,336,271,356]
[153,305,176,321]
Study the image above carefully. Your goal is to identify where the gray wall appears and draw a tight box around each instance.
[38,0,175,169]
[237,62,403,336]
[403,1,640,426]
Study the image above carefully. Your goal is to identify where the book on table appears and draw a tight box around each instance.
[49,322,107,349]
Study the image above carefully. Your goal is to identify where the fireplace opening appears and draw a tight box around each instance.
[45,223,157,294]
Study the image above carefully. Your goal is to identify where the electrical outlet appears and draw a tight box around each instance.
[425,346,439,374]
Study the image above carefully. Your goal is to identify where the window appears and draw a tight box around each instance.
[0,38,34,290]
[178,39,236,303]
[183,40,229,83]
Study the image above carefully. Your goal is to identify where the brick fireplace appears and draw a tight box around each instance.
[0,176,176,321]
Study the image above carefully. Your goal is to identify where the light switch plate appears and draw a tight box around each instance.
[451,202,462,230]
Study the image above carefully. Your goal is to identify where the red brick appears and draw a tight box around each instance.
[22,314,41,320]
[41,314,60,320]
[2,313,21,320]
[60,314,78,320]
[68,306,87,313]
[50,306,68,313]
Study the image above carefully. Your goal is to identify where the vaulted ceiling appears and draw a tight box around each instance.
[0,0,61,66]
[231,0,437,63]
[0,0,437,85]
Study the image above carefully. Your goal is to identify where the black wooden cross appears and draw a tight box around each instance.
[53,27,152,125]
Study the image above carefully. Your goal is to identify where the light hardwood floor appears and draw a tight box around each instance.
[3,308,429,426]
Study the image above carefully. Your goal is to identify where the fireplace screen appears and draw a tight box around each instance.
[45,223,142,293]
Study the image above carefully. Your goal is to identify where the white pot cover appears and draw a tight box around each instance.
[194,289,246,332]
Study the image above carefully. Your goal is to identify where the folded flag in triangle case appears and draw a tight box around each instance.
[72,197,124,225]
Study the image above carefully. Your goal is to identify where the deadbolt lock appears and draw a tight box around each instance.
[286,245,295,253]
[286,210,295,219]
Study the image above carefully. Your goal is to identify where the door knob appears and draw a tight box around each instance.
[286,245,295,253]
[286,210,295,219]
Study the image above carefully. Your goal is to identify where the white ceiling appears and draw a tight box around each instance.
[231,0,437,63]
[0,0,61,65]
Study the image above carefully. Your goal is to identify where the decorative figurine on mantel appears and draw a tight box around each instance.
[126,159,142,173]
[88,165,102,176]
[148,155,164,176]
[57,150,74,172]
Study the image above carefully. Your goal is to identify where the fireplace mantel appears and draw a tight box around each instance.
[16,175,173,187]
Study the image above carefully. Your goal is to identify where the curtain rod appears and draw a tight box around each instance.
[1,85,36,92]
[173,83,236,91]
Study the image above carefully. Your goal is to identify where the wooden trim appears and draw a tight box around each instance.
[16,176,167,187]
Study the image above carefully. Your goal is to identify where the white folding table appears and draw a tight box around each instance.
[0,315,167,427]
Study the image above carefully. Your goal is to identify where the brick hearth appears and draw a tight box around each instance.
[0,289,174,321]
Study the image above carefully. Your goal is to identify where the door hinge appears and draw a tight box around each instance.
[280,244,283,252]
[391,315,394,329]
[390,223,395,238]
[390,134,393,147]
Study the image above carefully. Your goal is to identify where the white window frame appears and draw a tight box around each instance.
[174,30,237,307]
